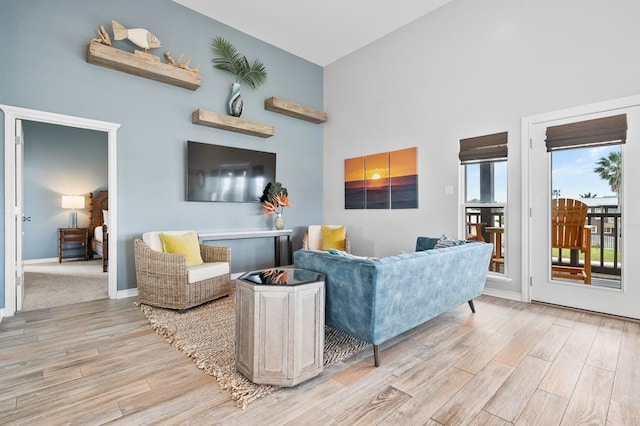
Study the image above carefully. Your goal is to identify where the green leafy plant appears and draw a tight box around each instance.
[259,182,290,215]
[211,36,267,90]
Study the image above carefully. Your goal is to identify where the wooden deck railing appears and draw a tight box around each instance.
[465,205,621,277]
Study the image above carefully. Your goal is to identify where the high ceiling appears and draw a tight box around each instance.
[172,0,454,66]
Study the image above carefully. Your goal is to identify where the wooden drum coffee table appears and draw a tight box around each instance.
[235,268,325,387]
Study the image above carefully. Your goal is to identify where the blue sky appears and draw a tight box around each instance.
[552,145,619,199]
[466,145,619,203]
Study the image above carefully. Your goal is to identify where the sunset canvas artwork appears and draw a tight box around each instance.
[390,147,418,208]
[344,156,366,209]
[344,147,417,210]
[365,152,391,209]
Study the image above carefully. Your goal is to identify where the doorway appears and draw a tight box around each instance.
[2,104,119,316]
[522,96,640,319]
[21,120,108,310]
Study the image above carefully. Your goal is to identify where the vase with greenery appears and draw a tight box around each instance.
[211,36,267,117]
[260,182,290,230]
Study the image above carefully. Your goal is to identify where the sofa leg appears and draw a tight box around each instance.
[373,345,380,367]
[468,300,476,313]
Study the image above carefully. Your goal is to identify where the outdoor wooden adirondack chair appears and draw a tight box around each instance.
[551,198,592,284]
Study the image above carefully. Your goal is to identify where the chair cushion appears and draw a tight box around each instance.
[321,225,347,251]
[159,231,204,266]
[143,230,194,252]
[187,262,230,284]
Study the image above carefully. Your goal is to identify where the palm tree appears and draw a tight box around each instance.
[594,151,621,194]
[579,192,597,198]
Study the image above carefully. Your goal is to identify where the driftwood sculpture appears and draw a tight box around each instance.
[165,52,200,73]
[90,25,111,46]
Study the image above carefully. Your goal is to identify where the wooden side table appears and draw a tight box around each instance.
[58,227,89,262]
[235,268,325,387]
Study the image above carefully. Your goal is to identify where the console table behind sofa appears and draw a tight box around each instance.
[199,229,293,267]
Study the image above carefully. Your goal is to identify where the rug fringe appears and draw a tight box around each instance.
[138,301,368,409]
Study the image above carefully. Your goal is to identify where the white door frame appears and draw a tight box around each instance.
[521,93,640,308]
[1,104,120,317]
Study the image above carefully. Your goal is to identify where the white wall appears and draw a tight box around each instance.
[323,0,640,297]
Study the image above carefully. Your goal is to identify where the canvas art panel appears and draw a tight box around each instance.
[344,147,418,210]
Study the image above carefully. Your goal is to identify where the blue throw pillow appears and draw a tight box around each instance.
[327,248,377,261]
[327,248,349,256]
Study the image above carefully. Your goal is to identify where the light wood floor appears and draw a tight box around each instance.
[1,295,640,425]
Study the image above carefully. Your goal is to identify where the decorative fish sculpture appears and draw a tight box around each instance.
[112,20,161,50]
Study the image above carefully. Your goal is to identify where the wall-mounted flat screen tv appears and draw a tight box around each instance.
[187,141,276,203]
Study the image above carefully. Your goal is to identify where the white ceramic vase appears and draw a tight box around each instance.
[274,213,285,230]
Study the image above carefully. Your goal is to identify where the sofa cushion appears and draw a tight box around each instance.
[187,262,229,284]
[327,248,373,260]
[434,234,466,249]
[321,225,347,250]
[159,232,204,266]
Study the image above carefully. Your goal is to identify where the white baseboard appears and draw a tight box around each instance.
[482,287,524,302]
[23,257,58,264]
[117,288,138,299]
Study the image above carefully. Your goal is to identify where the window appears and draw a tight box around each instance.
[460,132,508,274]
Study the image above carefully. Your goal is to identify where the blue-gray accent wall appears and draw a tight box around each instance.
[0,0,325,307]
[23,121,108,260]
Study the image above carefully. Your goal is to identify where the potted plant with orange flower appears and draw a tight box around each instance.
[260,182,290,230]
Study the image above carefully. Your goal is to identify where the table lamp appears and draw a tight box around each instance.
[61,195,85,228]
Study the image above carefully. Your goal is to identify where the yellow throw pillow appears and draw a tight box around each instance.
[160,232,204,267]
[321,226,346,251]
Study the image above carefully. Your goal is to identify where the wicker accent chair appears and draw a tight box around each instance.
[134,231,231,310]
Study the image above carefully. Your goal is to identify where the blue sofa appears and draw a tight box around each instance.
[293,237,493,366]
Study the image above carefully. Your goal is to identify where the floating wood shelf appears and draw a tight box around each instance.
[264,97,327,124]
[86,41,201,90]
[192,108,275,138]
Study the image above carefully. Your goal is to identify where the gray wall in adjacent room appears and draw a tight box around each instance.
[22,121,108,260]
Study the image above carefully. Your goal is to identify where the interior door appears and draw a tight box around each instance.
[15,119,24,311]
[529,106,640,319]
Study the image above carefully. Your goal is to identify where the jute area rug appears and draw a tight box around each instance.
[139,290,370,409]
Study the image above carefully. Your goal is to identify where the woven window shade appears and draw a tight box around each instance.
[459,131,508,164]
[545,114,627,152]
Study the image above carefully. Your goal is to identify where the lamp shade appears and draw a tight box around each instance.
[61,195,85,209]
